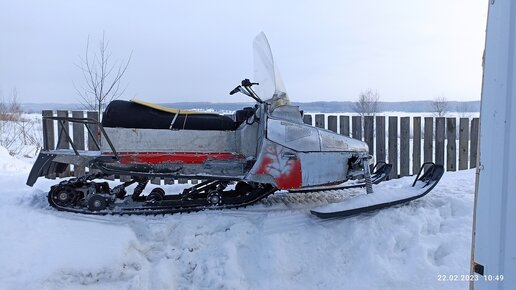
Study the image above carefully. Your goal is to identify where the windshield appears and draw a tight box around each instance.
[253,32,290,109]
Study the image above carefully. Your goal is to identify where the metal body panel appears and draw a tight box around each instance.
[245,139,302,189]
[298,152,349,186]
[236,121,260,158]
[101,128,237,153]
[269,105,304,124]
[247,108,370,189]
[319,129,368,152]
[267,118,321,151]
[267,116,368,153]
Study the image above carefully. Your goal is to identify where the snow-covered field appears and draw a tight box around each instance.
[0,145,475,290]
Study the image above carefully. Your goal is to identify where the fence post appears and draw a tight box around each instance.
[470,118,480,168]
[315,114,325,128]
[56,110,70,177]
[339,116,350,136]
[42,110,55,151]
[86,111,100,175]
[303,114,312,125]
[328,115,338,133]
[446,118,457,171]
[72,111,86,177]
[388,116,398,179]
[364,116,374,155]
[400,117,410,177]
[352,116,362,140]
[459,118,470,170]
[413,117,421,175]
[435,117,445,166]
[375,116,386,163]
[424,117,434,163]
[56,110,70,150]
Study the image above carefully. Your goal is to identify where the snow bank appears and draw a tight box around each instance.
[0,154,475,290]
[0,145,32,172]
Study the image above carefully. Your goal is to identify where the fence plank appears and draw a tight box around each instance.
[470,118,480,168]
[86,111,100,175]
[364,116,374,155]
[303,114,312,125]
[56,110,70,177]
[72,111,86,177]
[388,116,398,179]
[56,110,69,149]
[413,117,421,175]
[435,117,445,166]
[352,116,362,140]
[120,175,131,182]
[446,118,457,171]
[375,116,386,163]
[42,110,55,150]
[315,114,325,128]
[328,115,338,133]
[151,177,161,185]
[86,111,100,150]
[400,117,410,177]
[42,110,56,179]
[459,118,469,170]
[339,116,350,136]
[424,117,434,163]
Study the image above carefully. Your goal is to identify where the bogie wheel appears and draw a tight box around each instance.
[88,194,108,212]
[207,190,222,205]
[147,188,165,202]
[50,186,77,207]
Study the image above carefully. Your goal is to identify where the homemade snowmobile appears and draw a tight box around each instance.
[26,33,443,218]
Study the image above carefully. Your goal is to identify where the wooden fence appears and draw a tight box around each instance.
[41,110,479,182]
[303,113,479,179]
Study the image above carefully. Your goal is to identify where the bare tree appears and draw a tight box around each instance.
[431,96,449,117]
[353,89,380,117]
[456,102,472,118]
[0,88,21,121]
[74,33,132,119]
[0,89,41,156]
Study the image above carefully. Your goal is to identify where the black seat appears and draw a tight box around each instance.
[102,100,237,131]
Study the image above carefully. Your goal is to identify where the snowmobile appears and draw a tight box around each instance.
[26,33,443,218]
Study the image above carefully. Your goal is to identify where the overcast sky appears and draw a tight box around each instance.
[0,0,487,103]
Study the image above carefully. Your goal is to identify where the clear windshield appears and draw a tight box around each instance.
[253,32,290,109]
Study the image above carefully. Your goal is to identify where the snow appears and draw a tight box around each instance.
[0,145,475,290]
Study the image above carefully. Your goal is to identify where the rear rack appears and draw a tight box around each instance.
[43,116,119,159]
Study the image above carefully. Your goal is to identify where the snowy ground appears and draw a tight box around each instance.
[0,146,475,290]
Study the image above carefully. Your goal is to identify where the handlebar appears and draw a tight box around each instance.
[229,86,241,95]
[229,79,264,104]
[241,79,259,87]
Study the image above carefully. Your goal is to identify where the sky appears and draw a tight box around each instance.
[0,0,488,103]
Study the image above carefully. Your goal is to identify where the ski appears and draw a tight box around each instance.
[310,162,444,219]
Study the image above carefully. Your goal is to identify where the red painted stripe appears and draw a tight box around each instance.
[104,152,245,165]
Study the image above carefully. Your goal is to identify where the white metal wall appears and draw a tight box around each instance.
[472,0,516,289]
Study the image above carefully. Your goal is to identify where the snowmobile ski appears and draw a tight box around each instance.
[310,162,444,219]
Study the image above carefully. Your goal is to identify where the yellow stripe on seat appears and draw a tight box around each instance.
[130,99,217,115]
